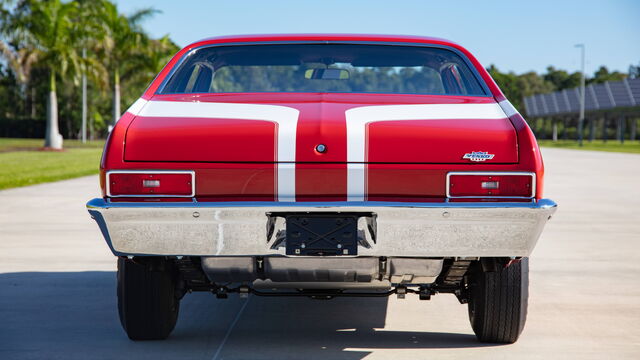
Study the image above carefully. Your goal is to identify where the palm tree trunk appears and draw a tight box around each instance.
[44,70,63,149]
[113,68,121,126]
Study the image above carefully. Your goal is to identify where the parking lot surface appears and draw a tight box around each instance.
[1,148,639,359]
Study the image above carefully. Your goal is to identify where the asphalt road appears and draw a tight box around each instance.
[1,148,639,359]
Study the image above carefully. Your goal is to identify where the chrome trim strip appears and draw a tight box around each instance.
[105,170,196,198]
[88,198,556,210]
[445,171,536,199]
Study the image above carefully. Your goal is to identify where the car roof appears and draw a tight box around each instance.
[188,34,462,48]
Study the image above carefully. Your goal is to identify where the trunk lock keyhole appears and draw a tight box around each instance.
[315,144,327,153]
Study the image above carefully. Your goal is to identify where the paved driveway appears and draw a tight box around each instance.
[1,148,639,359]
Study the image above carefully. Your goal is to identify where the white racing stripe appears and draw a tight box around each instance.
[125,99,519,202]
[125,98,149,116]
[126,99,300,202]
[344,102,511,201]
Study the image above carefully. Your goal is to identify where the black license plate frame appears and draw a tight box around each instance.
[285,214,359,256]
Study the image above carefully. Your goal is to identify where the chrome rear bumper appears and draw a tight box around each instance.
[87,198,557,257]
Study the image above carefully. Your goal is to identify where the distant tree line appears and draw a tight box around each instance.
[209,66,449,95]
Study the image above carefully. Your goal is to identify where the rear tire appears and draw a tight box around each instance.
[467,257,529,343]
[117,257,180,340]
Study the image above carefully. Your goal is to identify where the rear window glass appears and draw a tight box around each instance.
[160,44,487,96]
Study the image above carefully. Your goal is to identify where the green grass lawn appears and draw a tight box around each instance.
[0,138,104,190]
[538,140,640,154]
[0,137,104,152]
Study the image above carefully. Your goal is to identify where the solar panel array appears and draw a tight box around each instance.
[523,78,640,117]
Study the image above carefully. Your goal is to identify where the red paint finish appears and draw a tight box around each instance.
[366,118,517,163]
[294,100,349,163]
[507,112,545,199]
[367,167,447,199]
[98,35,548,201]
[124,117,276,162]
[293,100,349,200]
[295,163,347,201]
[196,166,276,200]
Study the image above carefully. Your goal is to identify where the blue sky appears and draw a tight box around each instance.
[115,0,639,75]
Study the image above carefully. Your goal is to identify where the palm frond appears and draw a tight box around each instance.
[127,7,159,29]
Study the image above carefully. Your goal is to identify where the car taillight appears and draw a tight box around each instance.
[107,171,194,197]
[447,172,534,198]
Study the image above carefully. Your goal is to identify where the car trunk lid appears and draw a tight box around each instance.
[123,93,518,164]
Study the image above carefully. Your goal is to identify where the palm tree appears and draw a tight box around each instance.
[0,1,40,116]
[121,35,177,95]
[74,0,109,141]
[98,1,157,125]
[11,0,81,149]
[0,38,39,90]
[0,0,167,140]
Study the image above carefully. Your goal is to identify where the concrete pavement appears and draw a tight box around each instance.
[1,148,639,359]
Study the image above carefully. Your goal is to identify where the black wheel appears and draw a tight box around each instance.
[117,257,180,340]
[467,257,529,343]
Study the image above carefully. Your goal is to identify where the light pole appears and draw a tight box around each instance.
[81,48,87,143]
[575,44,586,146]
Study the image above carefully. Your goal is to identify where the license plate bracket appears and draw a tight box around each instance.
[285,214,358,256]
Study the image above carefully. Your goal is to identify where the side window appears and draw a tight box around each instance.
[179,63,214,93]
[440,64,464,94]
[440,63,483,95]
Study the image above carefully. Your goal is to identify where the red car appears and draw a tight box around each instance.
[87,34,557,343]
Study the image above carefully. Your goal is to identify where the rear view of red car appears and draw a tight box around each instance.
[87,34,557,342]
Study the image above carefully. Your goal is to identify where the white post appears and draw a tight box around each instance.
[44,71,63,149]
[618,116,625,144]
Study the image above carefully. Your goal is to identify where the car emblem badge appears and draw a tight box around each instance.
[462,151,495,162]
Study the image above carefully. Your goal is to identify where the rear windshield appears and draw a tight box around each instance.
[160,44,487,96]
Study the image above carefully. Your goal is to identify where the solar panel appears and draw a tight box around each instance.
[522,78,640,117]
[628,78,640,105]
[568,88,581,113]
[539,94,550,115]
[557,90,571,113]
[585,85,598,110]
[609,81,633,107]
[550,91,561,113]
[523,96,532,115]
